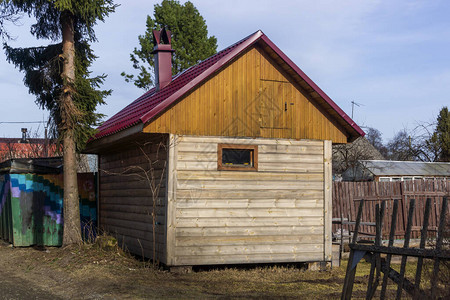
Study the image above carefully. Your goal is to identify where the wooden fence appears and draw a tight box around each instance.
[341,198,449,299]
[332,179,450,240]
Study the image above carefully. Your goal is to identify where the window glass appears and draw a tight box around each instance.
[218,144,258,171]
[222,148,253,166]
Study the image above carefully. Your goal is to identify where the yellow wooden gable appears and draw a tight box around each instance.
[144,45,348,143]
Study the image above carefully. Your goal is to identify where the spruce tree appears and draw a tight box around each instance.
[0,0,117,245]
[431,106,450,161]
[121,0,217,90]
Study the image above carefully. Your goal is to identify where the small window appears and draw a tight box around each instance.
[379,177,391,182]
[218,144,258,171]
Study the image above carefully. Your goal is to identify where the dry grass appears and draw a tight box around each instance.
[0,237,446,299]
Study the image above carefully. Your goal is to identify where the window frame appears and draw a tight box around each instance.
[217,144,258,171]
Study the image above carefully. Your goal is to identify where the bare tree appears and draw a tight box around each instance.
[333,137,384,180]
[387,124,440,162]
[385,107,449,162]
[365,127,388,157]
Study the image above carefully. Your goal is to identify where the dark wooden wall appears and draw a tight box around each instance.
[98,134,168,262]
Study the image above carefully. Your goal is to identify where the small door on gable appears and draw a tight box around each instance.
[259,79,293,138]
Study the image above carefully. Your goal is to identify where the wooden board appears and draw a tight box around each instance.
[323,140,332,262]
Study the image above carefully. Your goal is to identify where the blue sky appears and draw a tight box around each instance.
[0,0,449,142]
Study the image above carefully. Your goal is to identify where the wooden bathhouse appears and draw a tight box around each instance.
[86,29,364,267]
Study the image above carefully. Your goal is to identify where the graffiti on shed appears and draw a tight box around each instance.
[0,171,97,246]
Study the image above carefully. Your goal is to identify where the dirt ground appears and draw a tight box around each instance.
[0,239,446,299]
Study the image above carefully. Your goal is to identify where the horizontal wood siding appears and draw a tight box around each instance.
[168,135,328,266]
[99,134,168,263]
[144,46,348,143]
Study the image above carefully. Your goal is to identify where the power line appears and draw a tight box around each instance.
[0,121,46,124]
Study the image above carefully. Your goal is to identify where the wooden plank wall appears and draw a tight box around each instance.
[98,134,168,263]
[144,46,348,143]
[332,180,450,240]
[166,135,331,266]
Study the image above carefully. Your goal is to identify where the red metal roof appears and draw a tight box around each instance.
[91,30,364,141]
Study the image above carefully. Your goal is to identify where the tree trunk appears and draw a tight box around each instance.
[61,12,82,246]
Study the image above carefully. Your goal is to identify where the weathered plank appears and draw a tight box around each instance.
[175,199,323,209]
[175,216,324,228]
[174,243,323,256]
[176,208,324,218]
[165,134,178,266]
[175,234,323,247]
[176,170,323,182]
[323,140,332,262]
[173,252,324,266]
[176,189,324,200]
[175,226,323,237]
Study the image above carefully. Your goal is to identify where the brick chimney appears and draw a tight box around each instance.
[152,28,175,91]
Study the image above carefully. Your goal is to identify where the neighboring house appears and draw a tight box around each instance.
[332,137,384,181]
[0,132,97,173]
[342,160,450,182]
[0,128,57,162]
[0,137,56,162]
[85,29,364,268]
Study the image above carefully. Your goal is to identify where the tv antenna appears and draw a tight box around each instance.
[351,101,364,119]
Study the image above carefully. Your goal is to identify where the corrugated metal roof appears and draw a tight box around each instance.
[90,30,364,142]
[360,160,450,177]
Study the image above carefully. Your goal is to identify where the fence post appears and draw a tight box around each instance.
[380,199,399,299]
[413,198,431,300]
[341,199,365,300]
[430,197,448,299]
[396,198,415,300]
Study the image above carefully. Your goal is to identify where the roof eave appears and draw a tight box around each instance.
[84,123,144,154]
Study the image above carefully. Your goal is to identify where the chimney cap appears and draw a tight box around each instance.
[152,27,172,45]
[21,128,28,143]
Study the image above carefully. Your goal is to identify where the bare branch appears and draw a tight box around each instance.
[0,2,23,42]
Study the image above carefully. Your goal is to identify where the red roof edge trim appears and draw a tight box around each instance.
[139,31,264,125]
[260,34,365,138]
